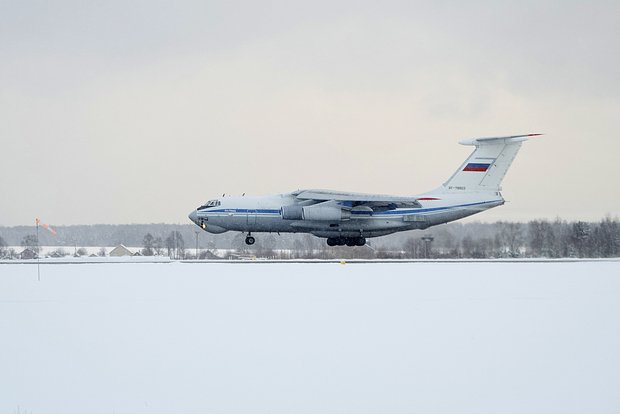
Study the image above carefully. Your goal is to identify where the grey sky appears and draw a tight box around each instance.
[1,0,618,225]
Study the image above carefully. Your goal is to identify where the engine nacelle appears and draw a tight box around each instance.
[302,205,351,221]
[281,205,304,220]
[281,204,351,221]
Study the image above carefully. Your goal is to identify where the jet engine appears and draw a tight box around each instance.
[281,204,351,221]
[281,205,304,220]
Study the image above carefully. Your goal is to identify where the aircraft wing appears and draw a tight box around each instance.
[293,189,422,209]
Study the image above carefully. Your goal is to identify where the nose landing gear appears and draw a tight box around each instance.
[245,235,255,245]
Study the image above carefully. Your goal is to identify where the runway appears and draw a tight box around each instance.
[1,260,619,413]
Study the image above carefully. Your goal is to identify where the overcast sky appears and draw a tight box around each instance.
[1,0,618,226]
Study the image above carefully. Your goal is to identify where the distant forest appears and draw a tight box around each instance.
[1,217,618,259]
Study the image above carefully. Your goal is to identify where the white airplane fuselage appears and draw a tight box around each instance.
[188,134,536,246]
[189,192,504,239]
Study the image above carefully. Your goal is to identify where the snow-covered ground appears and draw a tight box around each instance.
[1,261,619,414]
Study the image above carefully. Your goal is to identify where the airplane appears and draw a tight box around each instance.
[188,134,538,246]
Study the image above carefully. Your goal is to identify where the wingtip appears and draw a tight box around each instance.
[527,133,543,136]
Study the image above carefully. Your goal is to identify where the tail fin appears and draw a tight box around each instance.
[442,134,539,193]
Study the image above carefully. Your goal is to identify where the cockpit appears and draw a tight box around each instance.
[197,199,221,210]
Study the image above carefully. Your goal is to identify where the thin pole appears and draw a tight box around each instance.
[195,231,199,260]
[36,220,40,281]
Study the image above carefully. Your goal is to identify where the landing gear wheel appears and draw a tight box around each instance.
[345,238,356,247]
[245,236,255,245]
[327,238,337,246]
[356,237,366,246]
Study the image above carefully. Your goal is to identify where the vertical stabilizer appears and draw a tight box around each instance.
[442,134,539,192]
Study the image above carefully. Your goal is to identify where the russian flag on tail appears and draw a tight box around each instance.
[463,163,491,172]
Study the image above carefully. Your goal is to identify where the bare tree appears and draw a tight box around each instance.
[528,220,545,257]
[461,235,475,257]
[404,237,423,258]
[153,236,164,255]
[500,222,523,257]
[0,235,7,257]
[165,231,185,259]
[21,234,39,253]
[528,220,557,257]
[592,216,619,257]
[142,233,155,256]
[569,221,591,257]
[258,234,277,258]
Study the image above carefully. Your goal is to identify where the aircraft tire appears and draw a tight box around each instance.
[355,237,366,246]
[245,236,255,245]
[345,238,356,247]
[326,238,337,246]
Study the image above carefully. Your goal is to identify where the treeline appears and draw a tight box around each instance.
[249,217,619,260]
[0,217,618,259]
[400,218,619,259]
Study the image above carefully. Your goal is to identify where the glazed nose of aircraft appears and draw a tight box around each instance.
[188,210,199,225]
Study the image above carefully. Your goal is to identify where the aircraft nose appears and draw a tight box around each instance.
[188,210,199,225]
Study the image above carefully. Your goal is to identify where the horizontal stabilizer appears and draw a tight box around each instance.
[459,133,542,146]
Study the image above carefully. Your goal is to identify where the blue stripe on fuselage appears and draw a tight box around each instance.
[199,200,501,217]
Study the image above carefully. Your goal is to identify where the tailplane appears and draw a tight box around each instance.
[441,134,539,193]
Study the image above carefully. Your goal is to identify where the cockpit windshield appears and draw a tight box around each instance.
[198,199,220,210]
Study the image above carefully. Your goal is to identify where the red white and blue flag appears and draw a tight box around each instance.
[463,163,491,172]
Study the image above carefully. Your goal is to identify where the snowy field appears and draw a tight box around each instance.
[1,261,619,414]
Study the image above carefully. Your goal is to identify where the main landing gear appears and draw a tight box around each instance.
[326,237,366,247]
[245,234,255,245]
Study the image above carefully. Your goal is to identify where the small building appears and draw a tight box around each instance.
[19,248,38,260]
[109,244,133,257]
[200,250,222,260]
[227,253,257,261]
